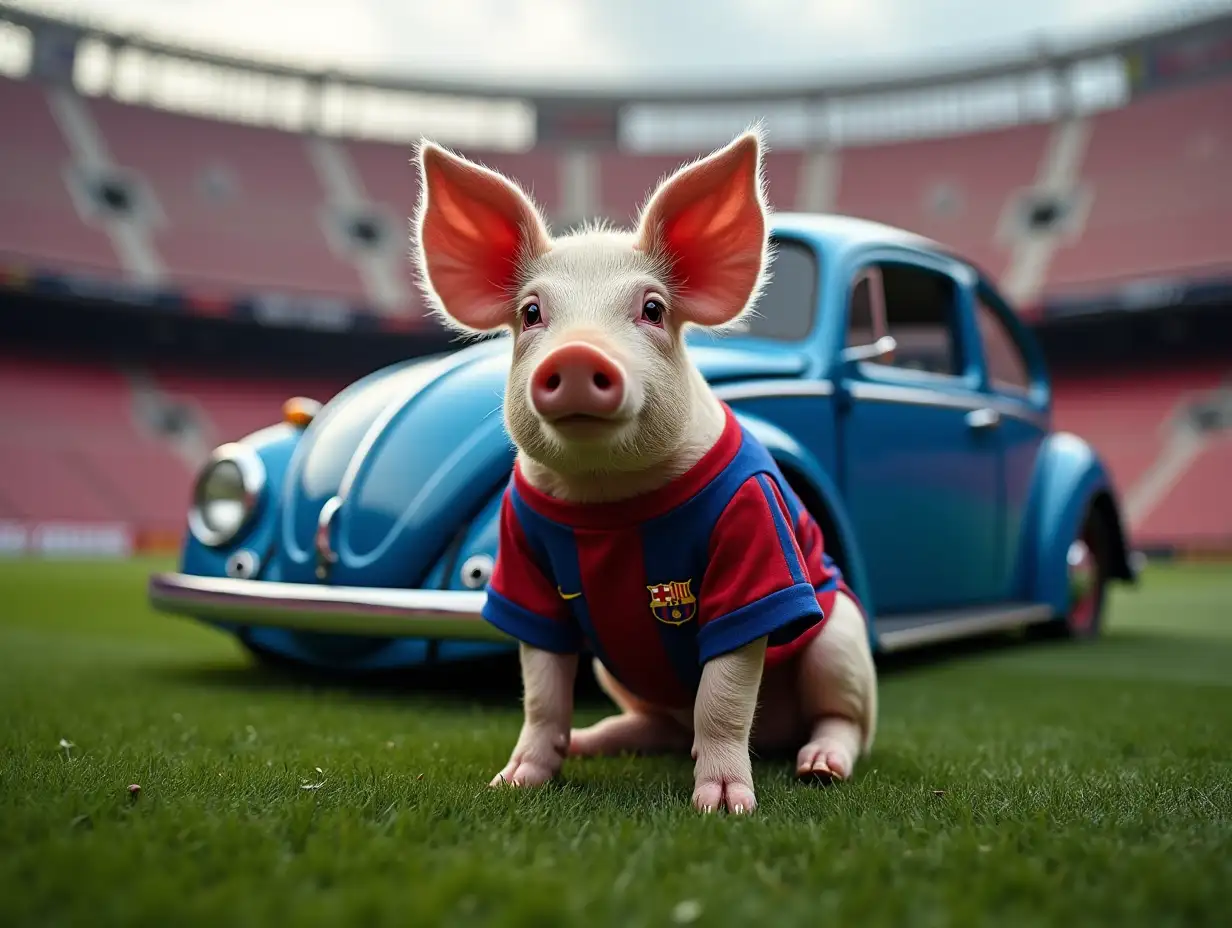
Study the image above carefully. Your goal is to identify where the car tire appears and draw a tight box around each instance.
[1037,503,1110,641]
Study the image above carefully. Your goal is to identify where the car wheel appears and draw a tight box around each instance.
[1058,506,1110,639]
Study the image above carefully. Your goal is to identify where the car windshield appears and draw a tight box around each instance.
[687,237,818,344]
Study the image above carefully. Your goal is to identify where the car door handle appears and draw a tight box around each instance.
[966,408,1001,430]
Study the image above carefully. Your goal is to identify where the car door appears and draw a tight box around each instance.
[835,249,1005,615]
[970,277,1051,601]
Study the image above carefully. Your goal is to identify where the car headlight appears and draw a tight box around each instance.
[187,443,266,547]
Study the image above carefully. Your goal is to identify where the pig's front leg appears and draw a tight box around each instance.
[691,636,766,814]
[491,644,578,788]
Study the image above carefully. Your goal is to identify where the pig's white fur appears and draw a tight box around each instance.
[576,591,877,796]
[691,637,764,813]
[412,127,879,812]
[412,130,772,499]
[490,645,577,788]
[509,230,729,501]
[799,591,878,757]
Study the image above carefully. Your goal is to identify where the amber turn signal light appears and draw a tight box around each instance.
[282,396,322,428]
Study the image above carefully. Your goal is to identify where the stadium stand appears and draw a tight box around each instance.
[88,98,367,301]
[0,353,189,535]
[2,6,1231,554]
[3,70,1231,311]
[596,150,805,224]
[1047,77,1232,289]
[0,441,124,522]
[342,138,424,237]
[0,78,121,277]
[0,352,347,542]
[146,367,346,447]
[1135,437,1232,547]
[833,124,1051,281]
[1051,361,1232,548]
[1049,363,1229,494]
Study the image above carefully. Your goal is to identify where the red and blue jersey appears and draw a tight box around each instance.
[482,401,856,710]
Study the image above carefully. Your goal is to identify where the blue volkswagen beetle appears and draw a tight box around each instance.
[148,213,1137,672]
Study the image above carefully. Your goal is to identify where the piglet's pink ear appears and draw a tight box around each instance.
[413,142,551,332]
[636,130,771,328]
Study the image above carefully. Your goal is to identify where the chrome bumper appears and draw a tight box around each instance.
[147,572,511,641]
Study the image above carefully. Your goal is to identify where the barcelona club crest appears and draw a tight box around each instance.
[648,580,697,626]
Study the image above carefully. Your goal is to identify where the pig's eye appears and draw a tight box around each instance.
[521,302,543,329]
[640,298,665,327]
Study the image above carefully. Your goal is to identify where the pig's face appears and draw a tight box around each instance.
[501,229,701,477]
[412,131,771,478]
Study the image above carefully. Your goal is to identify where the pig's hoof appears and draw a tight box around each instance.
[795,739,855,784]
[692,778,757,814]
[489,760,557,788]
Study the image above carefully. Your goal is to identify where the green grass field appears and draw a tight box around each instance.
[1,558,1229,927]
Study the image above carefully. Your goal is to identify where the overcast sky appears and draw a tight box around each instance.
[10,0,1232,89]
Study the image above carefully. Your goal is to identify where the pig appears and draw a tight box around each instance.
[411,128,878,814]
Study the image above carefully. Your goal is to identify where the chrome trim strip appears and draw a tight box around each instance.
[148,572,508,641]
[840,335,897,365]
[965,407,1001,430]
[713,378,1046,428]
[152,572,1057,651]
[848,381,981,408]
[848,382,1048,428]
[712,380,834,401]
[876,603,1054,652]
[991,401,1050,430]
[314,495,343,580]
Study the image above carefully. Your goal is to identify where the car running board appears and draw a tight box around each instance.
[874,603,1055,652]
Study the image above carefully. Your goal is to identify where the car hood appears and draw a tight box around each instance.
[276,336,809,587]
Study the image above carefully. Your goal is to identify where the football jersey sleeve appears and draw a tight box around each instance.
[696,474,824,662]
[793,503,843,594]
[481,489,583,654]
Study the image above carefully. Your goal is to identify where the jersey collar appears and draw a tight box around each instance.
[512,401,744,530]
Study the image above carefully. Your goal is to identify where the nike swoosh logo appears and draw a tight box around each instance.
[557,587,582,600]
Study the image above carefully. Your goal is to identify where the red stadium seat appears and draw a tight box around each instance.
[4,72,1231,315]
[0,353,352,540]
[597,150,803,226]
[2,62,1231,551]
[89,98,366,301]
[0,441,129,522]
[1050,364,1227,496]
[1048,79,1232,290]
[0,79,121,276]
[0,354,190,530]
[1135,437,1232,547]
[148,367,346,446]
[834,124,1050,280]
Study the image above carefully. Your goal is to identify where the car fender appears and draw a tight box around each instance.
[1018,431,1136,615]
[180,422,303,580]
[730,409,877,636]
[211,424,512,672]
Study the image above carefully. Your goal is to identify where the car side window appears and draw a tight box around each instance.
[846,276,875,347]
[739,238,818,341]
[848,262,963,376]
[974,295,1031,393]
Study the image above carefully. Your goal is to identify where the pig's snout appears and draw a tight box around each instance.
[530,342,626,422]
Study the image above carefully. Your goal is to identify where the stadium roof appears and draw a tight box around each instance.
[3,0,1232,102]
